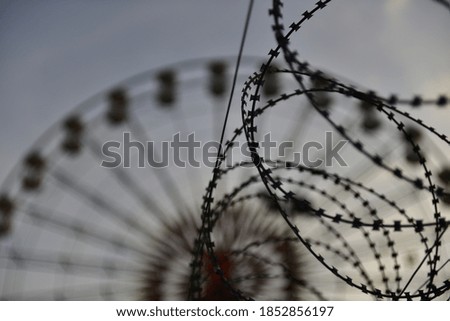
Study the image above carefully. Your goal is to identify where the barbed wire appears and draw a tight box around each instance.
[193,0,449,300]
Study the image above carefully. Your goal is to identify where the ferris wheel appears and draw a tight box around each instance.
[0,0,449,301]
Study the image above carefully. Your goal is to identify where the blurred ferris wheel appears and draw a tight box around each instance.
[0,0,449,300]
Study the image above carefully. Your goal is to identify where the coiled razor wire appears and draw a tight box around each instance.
[190,0,449,300]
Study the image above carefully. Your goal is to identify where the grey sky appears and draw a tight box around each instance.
[0,0,449,183]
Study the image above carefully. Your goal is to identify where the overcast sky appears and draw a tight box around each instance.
[0,0,449,183]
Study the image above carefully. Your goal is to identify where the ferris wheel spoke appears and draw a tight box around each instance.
[15,204,150,259]
[0,250,144,277]
[48,168,154,241]
[126,116,192,215]
[2,280,141,301]
[84,137,168,221]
